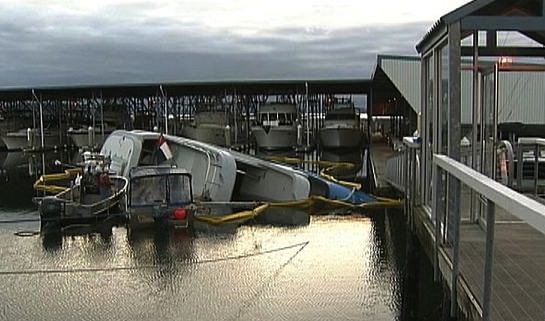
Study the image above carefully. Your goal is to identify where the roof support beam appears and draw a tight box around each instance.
[461,46,545,56]
[461,16,545,31]
[486,30,497,48]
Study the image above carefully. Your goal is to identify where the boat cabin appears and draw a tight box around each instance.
[128,166,193,227]
[257,103,298,127]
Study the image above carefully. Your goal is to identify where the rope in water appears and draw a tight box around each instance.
[0,241,309,276]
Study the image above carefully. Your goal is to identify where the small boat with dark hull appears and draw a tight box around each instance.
[127,166,194,228]
[38,153,128,227]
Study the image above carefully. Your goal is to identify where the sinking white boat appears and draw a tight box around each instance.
[319,102,364,149]
[252,103,298,150]
[101,130,375,226]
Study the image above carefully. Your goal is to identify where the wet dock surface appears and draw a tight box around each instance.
[456,222,545,321]
[0,211,407,321]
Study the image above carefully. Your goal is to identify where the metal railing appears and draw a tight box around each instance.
[516,137,545,196]
[432,153,545,321]
[384,137,420,194]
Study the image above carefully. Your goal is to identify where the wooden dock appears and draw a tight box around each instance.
[412,205,545,321]
[373,141,545,321]
[369,139,399,191]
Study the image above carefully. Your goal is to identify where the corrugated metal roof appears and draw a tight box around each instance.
[378,55,421,114]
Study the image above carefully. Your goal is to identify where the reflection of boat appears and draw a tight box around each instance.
[181,109,233,147]
[101,130,376,226]
[319,102,363,149]
[252,103,298,150]
[321,149,363,179]
[127,166,193,228]
[38,154,128,226]
[2,128,62,151]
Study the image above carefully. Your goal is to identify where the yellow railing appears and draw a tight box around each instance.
[33,168,82,194]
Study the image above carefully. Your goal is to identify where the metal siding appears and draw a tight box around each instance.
[498,72,545,124]
[461,70,473,125]
[381,58,422,114]
[379,56,545,125]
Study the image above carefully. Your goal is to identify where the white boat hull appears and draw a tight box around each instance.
[2,133,61,151]
[68,131,109,148]
[319,127,363,149]
[252,126,297,150]
[182,125,230,147]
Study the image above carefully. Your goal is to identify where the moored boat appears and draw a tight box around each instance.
[37,153,128,227]
[181,107,235,147]
[2,128,62,151]
[252,103,298,150]
[319,102,364,149]
[68,126,112,148]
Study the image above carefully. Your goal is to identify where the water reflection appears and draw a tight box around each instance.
[1,213,415,321]
[320,148,364,180]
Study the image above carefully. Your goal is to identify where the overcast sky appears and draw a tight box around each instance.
[0,0,470,87]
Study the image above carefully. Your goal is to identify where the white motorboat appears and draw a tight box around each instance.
[319,102,364,149]
[252,103,298,150]
[68,126,112,148]
[181,110,234,147]
[2,128,62,151]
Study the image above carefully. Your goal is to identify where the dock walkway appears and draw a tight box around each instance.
[376,142,545,321]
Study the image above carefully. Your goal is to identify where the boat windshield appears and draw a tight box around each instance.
[130,174,192,207]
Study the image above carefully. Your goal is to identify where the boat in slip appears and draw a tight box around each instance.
[127,166,194,228]
[252,103,299,150]
[37,153,128,228]
[319,102,364,149]
[68,126,112,148]
[3,128,62,151]
[181,107,237,147]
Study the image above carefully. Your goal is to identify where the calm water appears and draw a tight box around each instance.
[0,150,436,321]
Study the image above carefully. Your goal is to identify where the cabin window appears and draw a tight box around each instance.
[278,113,286,125]
[269,113,277,121]
[130,174,192,206]
[169,175,192,204]
[131,176,167,206]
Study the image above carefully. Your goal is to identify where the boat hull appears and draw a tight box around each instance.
[252,126,297,150]
[68,130,109,148]
[319,127,363,149]
[39,176,128,226]
[182,125,230,147]
[2,133,62,151]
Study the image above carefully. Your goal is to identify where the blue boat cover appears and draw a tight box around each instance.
[308,173,375,203]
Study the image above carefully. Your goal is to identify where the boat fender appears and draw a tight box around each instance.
[174,208,188,220]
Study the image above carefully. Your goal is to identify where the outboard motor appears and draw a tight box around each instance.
[39,197,63,225]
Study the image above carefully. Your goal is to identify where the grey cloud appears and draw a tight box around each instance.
[0,4,430,87]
